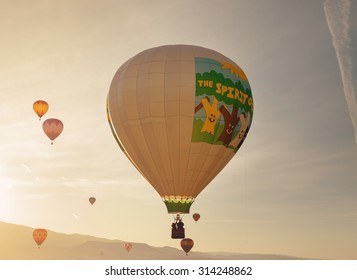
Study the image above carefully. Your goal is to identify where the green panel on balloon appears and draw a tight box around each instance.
[163,197,194,214]
[192,58,254,153]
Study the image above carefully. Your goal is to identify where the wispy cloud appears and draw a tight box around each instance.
[19,163,31,173]
[324,0,357,143]
[72,213,80,220]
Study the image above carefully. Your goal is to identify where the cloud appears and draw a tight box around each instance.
[19,163,31,173]
[324,0,357,144]
[72,213,80,220]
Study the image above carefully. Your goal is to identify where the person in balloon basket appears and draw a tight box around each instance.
[171,215,185,239]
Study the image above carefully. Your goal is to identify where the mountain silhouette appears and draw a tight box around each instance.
[0,221,306,260]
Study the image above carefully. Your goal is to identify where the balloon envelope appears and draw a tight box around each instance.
[33,100,49,120]
[42,118,64,144]
[107,45,253,214]
[33,228,47,248]
[124,243,133,252]
[180,238,194,255]
[192,213,200,222]
[89,197,96,205]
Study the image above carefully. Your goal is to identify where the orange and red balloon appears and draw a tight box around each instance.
[180,238,194,256]
[89,197,96,205]
[33,228,47,248]
[124,243,133,253]
[33,100,49,120]
[42,118,64,144]
[193,213,200,222]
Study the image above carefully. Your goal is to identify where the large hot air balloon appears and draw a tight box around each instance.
[89,197,96,205]
[180,238,194,256]
[124,243,133,253]
[33,100,49,120]
[107,45,253,220]
[193,213,200,222]
[33,228,47,248]
[42,118,64,144]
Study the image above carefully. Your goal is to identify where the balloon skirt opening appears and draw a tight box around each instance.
[163,199,194,214]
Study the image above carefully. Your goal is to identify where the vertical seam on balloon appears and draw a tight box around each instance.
[181,46,195,200]
[155,46,173,197]
[109,61,146,179]
[178,46,182,199]
[162,46,175,198]
[137,48,169,199]
[119,56,160,192]
[185,51,199,197]
[138,49,164,194]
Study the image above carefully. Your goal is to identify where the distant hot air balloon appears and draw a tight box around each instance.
[180,238,194,256]
[33,228,47,248]
[89,197,96,205]
[124,243,133,253]
[33,100,49,120]
[42,118,64,144]
[193,213,200,222]
[107,45,253,234]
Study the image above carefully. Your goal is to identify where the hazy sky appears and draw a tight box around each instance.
[1,0,356,260]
